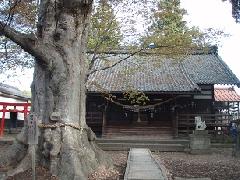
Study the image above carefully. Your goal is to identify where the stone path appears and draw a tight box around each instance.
[124,148,167,180]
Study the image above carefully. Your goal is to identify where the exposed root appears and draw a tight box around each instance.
[7,153,31,177]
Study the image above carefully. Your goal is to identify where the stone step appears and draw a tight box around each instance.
[105,126,172,128]
[104,126,173,137]
[119,129,172,132]
[102,134,174,140]
[105,132,173,136]
[104,130,173,133]
[0,137,15,145]
[97,142,187,151]
[106,126,172,129]
[96,138,189,144]
[3,128,21,134]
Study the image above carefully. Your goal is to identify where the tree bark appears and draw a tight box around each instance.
[0,0,112,179]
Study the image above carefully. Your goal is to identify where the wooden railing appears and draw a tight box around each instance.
[177,113,232,137]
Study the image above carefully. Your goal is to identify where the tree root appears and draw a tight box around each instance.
[1,126,113,180]
[56,126,113,180]
[7,153,32,177]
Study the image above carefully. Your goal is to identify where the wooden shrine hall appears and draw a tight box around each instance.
[85,47,240,139]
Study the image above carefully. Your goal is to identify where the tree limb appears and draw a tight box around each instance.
[0,22,33,50]
[0,22,48,64]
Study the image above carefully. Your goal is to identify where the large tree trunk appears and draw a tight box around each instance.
[0,0,112,179]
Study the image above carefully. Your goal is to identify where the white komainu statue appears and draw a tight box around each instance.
[195,116,206,130]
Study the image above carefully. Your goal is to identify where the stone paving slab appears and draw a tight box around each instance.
[175,178,211,180]
[124,148,167,180]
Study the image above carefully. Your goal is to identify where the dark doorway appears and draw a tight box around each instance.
[10,112,17,131]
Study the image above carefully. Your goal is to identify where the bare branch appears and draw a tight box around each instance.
[0,22,34,49]
[3,38,8,60]
[87,48,144,76]
[4,0,22,27]
[0,22,49,64]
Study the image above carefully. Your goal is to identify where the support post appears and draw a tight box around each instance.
[102,106,107,137]
[228,102,229,115]
[0,105,7,136]
[237,102,240,119]
[137,110,141,123]
[23,104,28,125]
[28,113,38,180]
[187,115,190,135]
[175,113,179,137]
[31,145,36,180]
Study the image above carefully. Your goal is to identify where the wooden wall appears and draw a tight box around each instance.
[86,85,216,137]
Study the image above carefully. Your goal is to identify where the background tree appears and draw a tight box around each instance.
[141,0,207,54]
[223,0,240,22]
[87,0,124,73]
[88,0,122,52]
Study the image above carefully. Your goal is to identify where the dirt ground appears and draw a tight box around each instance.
[2,143,240,180]
[154,148,240,180]
[88,151,127,180]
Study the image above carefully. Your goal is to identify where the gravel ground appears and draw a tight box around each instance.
[154,148,240,180]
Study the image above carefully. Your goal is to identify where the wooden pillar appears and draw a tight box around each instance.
[187,114,190,135]
[102,105,107,137]
[227,101,230,115]
[175,112,179,137]
[238,102,240,119]
[137,110,141,123]
[23,104,28,124]
[0,105,7,136]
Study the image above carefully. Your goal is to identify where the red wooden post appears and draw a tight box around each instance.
[0,105,7,136]
[23,104,28,123]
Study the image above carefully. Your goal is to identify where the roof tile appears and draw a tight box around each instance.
[87,53,240,92]
[215,88,240,102]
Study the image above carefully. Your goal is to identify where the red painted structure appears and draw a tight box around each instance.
[0,102,31,136]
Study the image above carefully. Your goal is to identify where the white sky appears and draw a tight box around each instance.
[182,0,240,79]
[182,0,240,93]
[0,0,240,93]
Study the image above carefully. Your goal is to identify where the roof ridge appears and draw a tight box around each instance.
[87,46,218,56]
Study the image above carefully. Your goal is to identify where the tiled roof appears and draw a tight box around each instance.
[182,55,240,85]
[215,88,240,102]
[0,83,29,99]
[87,53,240,92]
